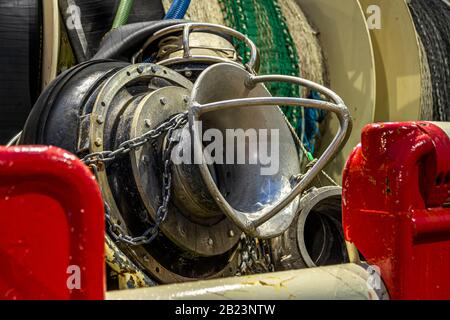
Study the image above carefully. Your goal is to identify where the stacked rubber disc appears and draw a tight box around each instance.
[0,0,42,144]
[408,0,450,121]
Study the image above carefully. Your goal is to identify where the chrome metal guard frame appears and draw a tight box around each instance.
[133,22,260,73]
[189,72,352,236]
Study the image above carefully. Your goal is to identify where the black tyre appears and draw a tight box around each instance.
[0,0,42,144]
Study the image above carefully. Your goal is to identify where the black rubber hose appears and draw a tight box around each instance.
[93,20,186,61]
[59,0,165,62]
[0,0,42,144]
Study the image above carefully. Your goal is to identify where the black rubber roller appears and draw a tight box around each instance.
[0,0,42,144]
[20,59,129,153]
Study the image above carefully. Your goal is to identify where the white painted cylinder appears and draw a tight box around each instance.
[107,263,389,300]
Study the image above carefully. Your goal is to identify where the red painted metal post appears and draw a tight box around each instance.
[343,122,450,300]
[0,146,105,300]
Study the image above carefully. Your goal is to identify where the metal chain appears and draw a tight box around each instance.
[82,112,188,168]
[83,112,188,246]
[237,234,274,275]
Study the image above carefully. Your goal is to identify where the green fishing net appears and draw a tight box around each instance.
[218,0,324,153]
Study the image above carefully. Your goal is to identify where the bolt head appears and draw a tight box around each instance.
[207,238,214,246]
[160,97,167,105]
[94,138,102,147]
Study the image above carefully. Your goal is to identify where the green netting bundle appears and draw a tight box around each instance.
[218,0,324,153]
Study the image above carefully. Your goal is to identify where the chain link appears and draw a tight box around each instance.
[83,112,188,246]
[236,234,274,275]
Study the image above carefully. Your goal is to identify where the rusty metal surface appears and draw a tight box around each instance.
[105,235,156,289]
[106,263,388,300]
[89,63,193,237]
[87,63,201,283]
[132,86,241,257]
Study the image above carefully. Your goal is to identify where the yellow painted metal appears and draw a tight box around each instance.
[106,264,388,300]
[42,0,60,89]
[58,21,77,74]
[296,0,376,184]
[359,0,422,122]
[105,235,156,290]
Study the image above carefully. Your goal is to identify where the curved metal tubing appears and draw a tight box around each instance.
[190,74,352,234]
[6,131,22,147]
[133,22,260,72]
[156,55,245,70]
